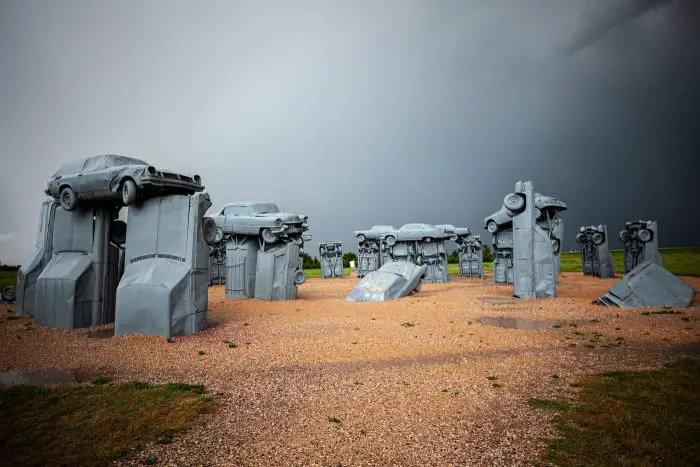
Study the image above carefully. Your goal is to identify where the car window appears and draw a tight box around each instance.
[252,203,280,214]
[82,155,108,173]
[224,206,251,216]
[51,158,88,177]
[105,155,149,167]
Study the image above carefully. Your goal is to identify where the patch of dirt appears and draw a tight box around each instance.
[1,273,699,466]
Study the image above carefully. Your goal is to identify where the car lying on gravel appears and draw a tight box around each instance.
[381,223,457,246]
[210,202,309,245]
[45,154,204,211]
[346,260,427,302]
[483,193,567,233]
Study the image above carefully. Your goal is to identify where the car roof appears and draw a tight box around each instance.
[221,201,278,208]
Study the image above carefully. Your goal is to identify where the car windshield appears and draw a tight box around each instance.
[251,203,280,214]
[225,206,252,216]
[105,155,149,167]
[51,158,87,177]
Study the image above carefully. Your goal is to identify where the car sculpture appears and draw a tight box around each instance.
[210,201,309,245]
[346,261,427,302]
[483,193,567,234]
[45,154,204,211]
[354,225,396,244]
[382,223,457,246]
[619,220,655,244]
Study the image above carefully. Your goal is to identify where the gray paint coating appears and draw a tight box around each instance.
[381,224,455,284]
[225,236,260,298]
[597,261,694,308]
[255,241,304,300]
[355,225,395,278]
[45,154,204,212]
[620,220,662,274]
[34,205,120,328]
[115,192,213,338]
[16,199,57,316]
[456,229,484,278]
[576,224,615,278]
[346,261,427,302]
[319,241,344,278]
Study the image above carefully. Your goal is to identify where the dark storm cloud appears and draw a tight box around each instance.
[0,0,698,265]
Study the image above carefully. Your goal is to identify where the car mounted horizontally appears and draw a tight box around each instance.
[45,154,204,211]
[381,223,457,246]
[210,201,309,246]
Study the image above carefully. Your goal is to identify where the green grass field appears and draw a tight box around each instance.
[0,270,17,290]
[306,247,700,278]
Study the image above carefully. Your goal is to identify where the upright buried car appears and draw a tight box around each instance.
[483,193,567,234]
[210,201,309,245]
[46,154,204,211]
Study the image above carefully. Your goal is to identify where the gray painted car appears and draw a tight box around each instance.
[45,154,204,211]
[382,223,457,246]
[210,202,309,245]
[354,225,396,244]
[346,261,427,302]
[483,193,567,234]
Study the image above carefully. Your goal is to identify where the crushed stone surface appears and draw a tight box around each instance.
[1,272,699,466]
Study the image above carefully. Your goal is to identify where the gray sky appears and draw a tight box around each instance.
[1,0,698,264]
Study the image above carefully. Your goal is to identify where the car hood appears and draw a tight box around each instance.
[346,261,426,302]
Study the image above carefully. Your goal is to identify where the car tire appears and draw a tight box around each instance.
[619,230,631,243]
[294,270,306,285]
[503,193,525,213]
[424,237,433,243]
[385,235,396,246]
[60,186,78,211]
[2,286,16,302]
[638,229,652,243]
[575,233,584,244]
[486,221,498,234]
[121,179,137,206]
[592,232,604,245]
[551,239,561,254]
[357,234,366,243]
[414,278,423,293]
[202,217,218,245]
[214,227,224,243]
[261,228,278,244]
[110,219,128,246]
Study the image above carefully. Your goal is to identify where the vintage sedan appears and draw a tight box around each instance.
[210,201,309,244]
[346,261,427,302]
[483,193,567,234]
[353,225,396,244]
[619,220,655,243]
[576,225,607,245]
[46,154,204,211]
[382,223,457,246]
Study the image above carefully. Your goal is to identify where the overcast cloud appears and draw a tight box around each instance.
[0,0,698,265]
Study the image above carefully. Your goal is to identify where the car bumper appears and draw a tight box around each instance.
[138,176,204,193]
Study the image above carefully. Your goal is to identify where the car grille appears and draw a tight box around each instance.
[160,172,194,183]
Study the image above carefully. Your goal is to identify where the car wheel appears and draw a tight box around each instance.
[486,221,498,234]
[503,193,525,213]
[619,230,631,243]
[261,228,278,244]
[202,217,218,244]
[385,235,396,246]
[424,237,433,243]
[575,233,584,244]
[592,232,604,245]
[551,239,561,254]
[60,187,78,211]
[357,234,366,243]
[2,286,16,302]
[110,219,127,246]
[414,278,424,293]
[121,179,137,206]
[214,227,224,243]
[638,229,652,243]
[294,270,306,285]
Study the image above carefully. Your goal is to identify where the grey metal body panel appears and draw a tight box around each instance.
[355,225,395,278]
[210,202,308,244]
[493,250,514,284]
[34,205,120,328]
[456,230,484,278]
[379,223,453,284]
[320,241,344,278]
[17,200,57,316]
[416,240,449,283]
[538,218,564,282]
[115,193,212,338]
[225,237,260,298]
[209,245,226,285]
[597,261,694,308]
[620,220,661,274]
[576,225,615,278]
[346,261,427,302]
[255,242,301,300]
[45,154,203,206]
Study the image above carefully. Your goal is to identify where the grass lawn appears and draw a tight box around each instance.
[527,357,700,466]
[0,380,216,466]
[0,270,17,290]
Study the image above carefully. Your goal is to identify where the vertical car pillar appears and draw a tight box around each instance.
[621,220,661,274]
[320,242,344,278]
[115,193,213,338]
[508,181,556,298]
[255,241,304,300]
[459,235,484,279]
[34,205,120,328]
[225,236,260,298]
[16,199,57,317]
[577,225,615,279]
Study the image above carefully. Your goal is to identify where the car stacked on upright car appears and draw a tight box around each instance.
[210,202,310,245]
[45,154,204,211]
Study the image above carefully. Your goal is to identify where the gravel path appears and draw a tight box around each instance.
[1,273,698,466]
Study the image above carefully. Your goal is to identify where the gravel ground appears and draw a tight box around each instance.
[1,272,699,466]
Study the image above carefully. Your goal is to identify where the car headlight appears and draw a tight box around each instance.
[147,166,158,175]
[275,218,283,226]
[281,224,288,229]
[193,174,201,184]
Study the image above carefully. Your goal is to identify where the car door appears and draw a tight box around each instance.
[77,155,111,197]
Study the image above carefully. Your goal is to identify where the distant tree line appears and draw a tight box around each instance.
[301,251,359,269]
[447,244,493,263]
[0,264,20,271]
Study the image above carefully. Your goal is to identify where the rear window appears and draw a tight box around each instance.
[105,155,149,167]
[51,159,87,177]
